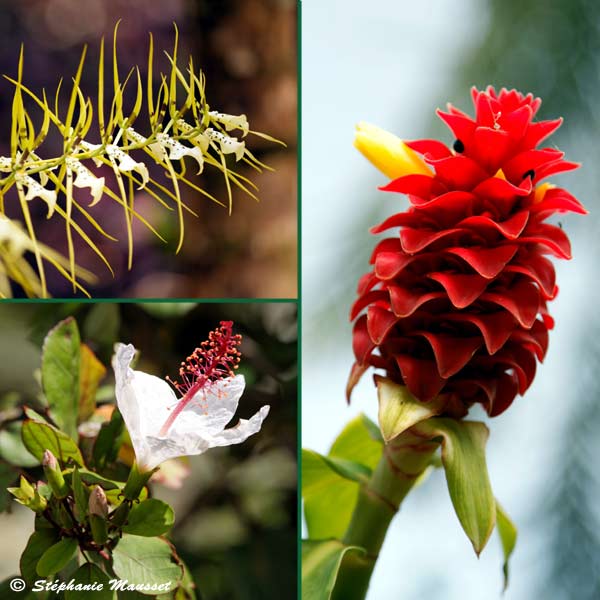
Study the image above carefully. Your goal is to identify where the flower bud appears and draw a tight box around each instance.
[7,476,47,512]
[42,449,69,499]
[42,449,58,470]
[89,485,108,545]
[30,483,49,513]
[88,485,109,518]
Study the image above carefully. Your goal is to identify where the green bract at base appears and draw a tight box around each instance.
[301,378,517,600]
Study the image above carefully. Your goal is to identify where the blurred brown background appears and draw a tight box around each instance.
[0,0,297,298]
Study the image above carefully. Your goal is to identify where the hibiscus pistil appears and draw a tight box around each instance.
[158,321,242,437]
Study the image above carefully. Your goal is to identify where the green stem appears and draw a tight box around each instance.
[333,431,439,600]
[121,461,154,501]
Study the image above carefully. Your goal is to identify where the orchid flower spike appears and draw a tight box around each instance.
[112,321,270,471]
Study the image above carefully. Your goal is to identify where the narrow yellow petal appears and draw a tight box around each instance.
[354,122,432,179]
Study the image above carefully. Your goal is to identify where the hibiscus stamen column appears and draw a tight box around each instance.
[158,321,242,436]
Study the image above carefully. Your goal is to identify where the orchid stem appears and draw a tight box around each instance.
[333,432,439,600]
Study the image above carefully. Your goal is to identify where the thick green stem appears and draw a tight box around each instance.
[121,461,155,501]
[332,431,439,600]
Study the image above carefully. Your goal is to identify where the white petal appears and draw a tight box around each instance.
[79,141,104,167]
[19,175,57,217]
[68,158,105,206]
[140,436,198,470]
[204,128,245,161]
[168,143,204,174]
[206,405,270,449]
[148,141,168,162]
[143,405,269,469]
[87,175,105,207]
[193,132,210,154]
[209,111,249,137]
[125,128,147,145]
[176,120,210,153]
[112,343,141,436]
[0,156,12,172]
[112,343,176,470]
[110,147,149,189]
[153,133,204,174]
[171,375,245,437]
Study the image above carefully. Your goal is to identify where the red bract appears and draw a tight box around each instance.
[349,86,586,417]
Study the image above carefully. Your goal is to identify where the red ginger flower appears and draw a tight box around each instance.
[349,86,587,417]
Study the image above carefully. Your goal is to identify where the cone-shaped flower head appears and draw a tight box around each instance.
[112,321,269,471]
[349,86,586,417]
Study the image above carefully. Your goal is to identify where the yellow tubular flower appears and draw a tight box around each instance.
[354,122,433,179]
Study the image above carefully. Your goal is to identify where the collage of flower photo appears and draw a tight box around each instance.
[1,1,599,599]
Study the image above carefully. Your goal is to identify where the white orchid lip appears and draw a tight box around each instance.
[111,342,269,472]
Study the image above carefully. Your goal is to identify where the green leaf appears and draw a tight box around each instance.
[329,414,383,467]
[0,422,41,467]
[65,563,114,600]
[22,420,84,466]
[112,535,183,595]
[78,344,106,423]
[78,469,120,490]
[93,408,124,469]
[317,454,371,485]
[302,450,359,539]
[23,407,50,423]
[36,538,79,577]
[413,418,495,555]
[302,540,365,600]
[122,499,175,536]
[303,415,384,540]
[358,413,384,443]
[496,500,518,591]
[20,529,59,583]
[376,376,445,442]
[41,317,81,439]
